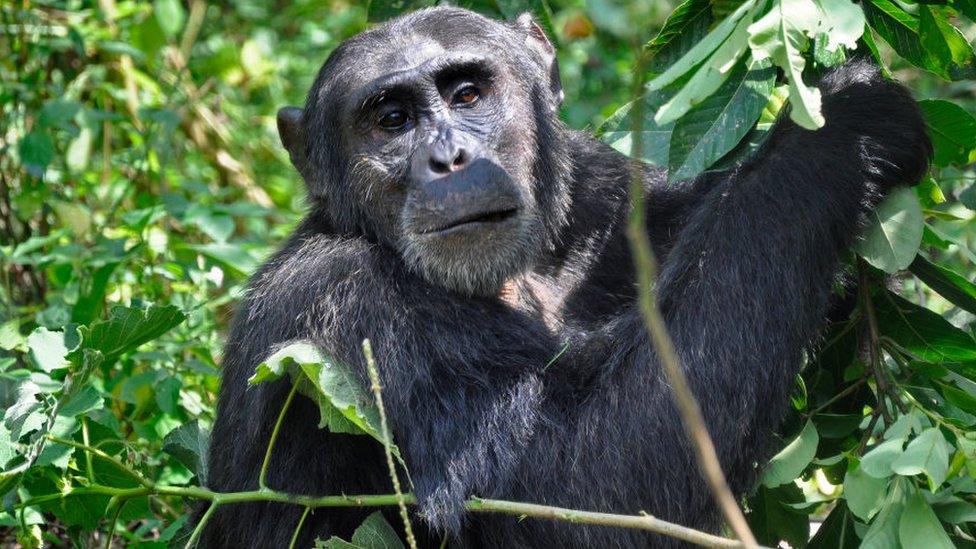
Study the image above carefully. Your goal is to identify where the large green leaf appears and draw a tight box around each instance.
[162,420,210,484]
[861,437,906,478]
[864,0,974,80]
[873,291,976,364]
[249,341,407,468]
[860,478,910,549]
[918,99,976,168]
[667,56,775,181]
[807,500,860,549]
[898,490,954,549]
[762,420,819,487]
[66,305,186,364]
[642,0,714,75]
[856,187,924,273]
[748,0,863,129]
[919,6,976,80]
[318,511,406,549]
[844,466,889,521]
[891,427,950,490]
[645,0,757,94]
[909,255,976,315]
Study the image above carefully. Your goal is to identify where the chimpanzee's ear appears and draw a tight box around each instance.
[277,106,310,178]
[515,13,563,109]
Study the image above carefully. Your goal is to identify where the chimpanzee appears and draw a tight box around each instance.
[202,6,931,548]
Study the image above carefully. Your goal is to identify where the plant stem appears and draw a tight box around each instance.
[29,438,755,548]
[259,381,299,490]
[45,435,152,489]
[288,507,312,549]
[624,37,758,549]
[185,499,219,549]
[363,338,418,549]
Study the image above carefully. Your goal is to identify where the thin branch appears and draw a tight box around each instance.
[363,338,418,549]
[288,507,312,549]
[185,500,219,549]
[624,43,758,549]
[45,435,152,489]
[857,262,893,426]
[259,381,299,490]
[34,416,754,548]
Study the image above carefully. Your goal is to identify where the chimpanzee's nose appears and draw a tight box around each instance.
[428,140,469,174]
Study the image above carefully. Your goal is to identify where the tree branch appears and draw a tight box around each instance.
[624,45,759,549]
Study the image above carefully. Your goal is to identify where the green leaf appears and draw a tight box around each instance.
[27,328,70,373]
[863,0,973,80]
[873,291,976,364]
[65,127,93,173]
[668,56,775,181]
[856,187,924,273]
[646,0,757,93]
[318,511,406,549]
[898,490,954,549]
[652,4,759,126]
[368,0,435,22]
[861,437,906,478]
[919,6,976,80]
[249,342,406,468]
[18,132,54,177]
[746,484,810,548]
[153,0,186,37]
[918,99,976,168]
[892,427,950,490]
[861,477,910,549]
[58,386,104,417]
[162,420,210,483]
[762,420,819,487]
[807,500,860,549]
[748,0,863,129]
[642,0,714,75]
[845,466,889,520]
[909,255,976,315]
[67,304,186,364]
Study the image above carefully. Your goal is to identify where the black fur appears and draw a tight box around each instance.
[202,7,931,548]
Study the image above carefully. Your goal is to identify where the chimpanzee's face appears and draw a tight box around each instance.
[282,8,567,295]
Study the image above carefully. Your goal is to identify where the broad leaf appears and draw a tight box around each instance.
[918,99,976,167]
[748,0,863,129]
[762,420,819,487]
[898,490,954,549]
[909,255,976,315]
[318,511,405,549]
[807,500,861,549]
[861,437,906,478]
[860,477,910,549]
[844,466,888,521]
[668,56,775,181]
[891,427,950,490]
[856,187,924,273]
[67,304,185,364]
[646,0,757,93]
[162,420,210,483]
[643,0,714,75]
[873,291,976,364]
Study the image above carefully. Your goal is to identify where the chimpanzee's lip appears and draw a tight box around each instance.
[423,207,519,235]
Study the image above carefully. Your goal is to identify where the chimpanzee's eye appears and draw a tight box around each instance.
[378,110,409,131]
[452,85,481,106]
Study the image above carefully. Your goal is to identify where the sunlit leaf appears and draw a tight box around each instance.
[762,420,819,487]
[856,187,924,273]
[898,489,954,549]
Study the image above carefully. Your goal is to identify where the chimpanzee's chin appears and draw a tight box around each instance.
[400,216,542,296]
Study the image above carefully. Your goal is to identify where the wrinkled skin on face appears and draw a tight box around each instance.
[280,10,571,296]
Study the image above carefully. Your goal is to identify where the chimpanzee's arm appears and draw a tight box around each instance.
[549,61,931,533]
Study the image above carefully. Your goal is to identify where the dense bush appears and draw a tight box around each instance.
[1,0,975,547]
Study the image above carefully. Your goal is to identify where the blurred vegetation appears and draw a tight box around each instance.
[0,0,975,547]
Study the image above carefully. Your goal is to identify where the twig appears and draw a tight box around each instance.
[259,381,299,490]
[288,507,312,549]
[363,338,418,549]
[624,43,759,549]
[857,262,893,426]
[185,500,219,549]
[36,427,754,548]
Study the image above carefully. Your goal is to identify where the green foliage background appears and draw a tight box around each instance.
[1,0,975,547]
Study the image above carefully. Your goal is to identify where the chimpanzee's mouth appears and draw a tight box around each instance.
[426,207,519,235]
